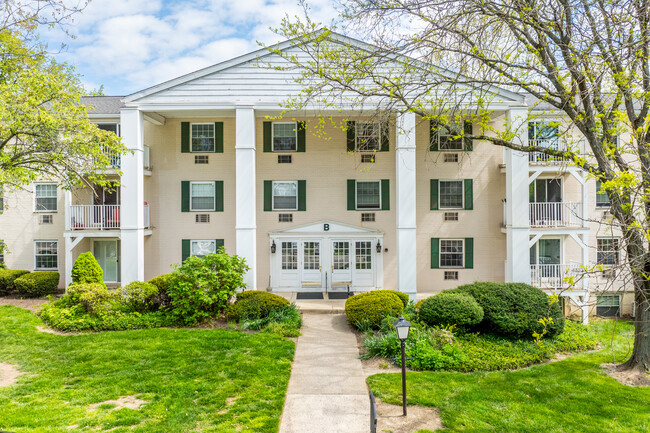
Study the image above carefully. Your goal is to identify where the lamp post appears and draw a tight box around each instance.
[393,316,411,416]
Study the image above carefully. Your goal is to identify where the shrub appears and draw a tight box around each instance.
[166,251,249,325]
[345,291,404,329]
[75,284,114,315]
[451,282,565,339]
[414,298,425,313]
[226,291,290,322]
[418,292,484,329]
[0,270,30,295]
[148,274,173,309]
[71,252,104,284]
[373,290,409,308]
[118,281,159,312]
[240,304,303,337]
[14,271,59,297]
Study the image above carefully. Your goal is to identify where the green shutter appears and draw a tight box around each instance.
[263,121,272,152]
[429,120,439,151]
[298,180,306,211]
[215,181,224,211]
[464,179,473,210]
[264,181,272,211]
[347,179,356,210]
[181,122,190,153]
[381,179,390,211]
[215,122,223,153]
[215,239,225,252]
[464,120,473,151]
[431,238,440,269]
[465,238,474,269]
[297,121,306,152]
[181,181,190,212]
[430,179,439,210]
[182,239,190,262]
[381,122,390,152]
[347,121,356,152]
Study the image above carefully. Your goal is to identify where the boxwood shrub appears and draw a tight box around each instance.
[226,291,290,322]
[418,292,484,329]
[373,290,409,308]
[15,271,60,298]
[0,270,30,295]
[450,282,565,339]
[345,290,404,329]
[71,252,104,284]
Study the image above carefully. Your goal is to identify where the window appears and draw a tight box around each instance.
[356,122,381,151]
[596,180,610,207]
[444,212,459,221]
[596,295,620,317]
[439,181,463,209]
[356,181,381,210]
[528,121,559,147]
[444,153,459,163]
[597,238,619,265]
[191,123,215,152]
[440,239,464,268]
[303,242,320,270]
[355,241,372,270]
[190,182,215,211]
[35,240,58,270]
[35,183,57,212]
[273,181,298,210]
[438,123,464,150]
[97,123,119,135]
[273,123,297,151]
[190,240,216,258]
[281,241,298,270]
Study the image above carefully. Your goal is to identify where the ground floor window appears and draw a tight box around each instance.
[35,240,58,270]
[191,240,216,258]
[440,239,464,268]
[596,295,620,317]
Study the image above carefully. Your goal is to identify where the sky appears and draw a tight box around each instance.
[41,0,339,96]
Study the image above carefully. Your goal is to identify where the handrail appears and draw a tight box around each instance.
[529,202,582,227]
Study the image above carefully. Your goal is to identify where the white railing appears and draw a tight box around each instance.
[528,139,565,164]
[143,204,150,229]
[530,264,582,290]
[529,202,582,227]
[70,205,120,230]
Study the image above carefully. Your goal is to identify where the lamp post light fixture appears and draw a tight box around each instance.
[271,240,276,254]
[376,240,382,253]
[393,316,411,416]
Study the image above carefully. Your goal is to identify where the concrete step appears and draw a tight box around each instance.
[295,300,346,314]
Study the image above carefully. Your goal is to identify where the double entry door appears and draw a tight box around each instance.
[276,238,376,290]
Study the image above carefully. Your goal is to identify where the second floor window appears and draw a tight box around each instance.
[597,238,619,265]
[439,180,463,209]
[35,183,57,212]
[528,121,559,148]
[191,123,215,152]
[356,181,381,209]
[596,180,611,207]
[356,122,381,151]
[273,181,298,210]
[190,182,215,211]
[273,123,297,151]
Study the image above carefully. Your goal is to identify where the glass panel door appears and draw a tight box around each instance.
[93,240,119,282]
[301,241,322,287]
[331,241,351,285]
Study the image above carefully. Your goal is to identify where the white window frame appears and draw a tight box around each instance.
[34,182,58,212]
[272,122,298,152]
[96,123,121,137]
[34,240,58,270]
[272,181,298,211]
[437,122,464,151]
[189,181,216,212]
[597,237,620,266]
[596,294,621,317]
[190,240,217,258]
[438,180,464,209]
[595,180,611,208]
[190,123,215,153]
[440,238,464,268]
[355,180,381,210]
[355,121,381,151]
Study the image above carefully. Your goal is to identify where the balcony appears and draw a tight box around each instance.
[529,202,582,228]
[97,145,151,171]
[528,139,566,164]
[69,204,150,230]
[530,264,582,290]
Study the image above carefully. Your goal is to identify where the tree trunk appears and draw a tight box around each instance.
[623,279,650,371]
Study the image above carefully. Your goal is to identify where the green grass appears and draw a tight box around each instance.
[368,319,650,433]
[0,305,295,433]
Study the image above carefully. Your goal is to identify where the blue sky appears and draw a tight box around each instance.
[42,0,338,95]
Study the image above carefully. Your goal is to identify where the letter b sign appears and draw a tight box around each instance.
[324,223,330,231]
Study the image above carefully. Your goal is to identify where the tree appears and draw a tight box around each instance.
[274,0,650,371]
[0,1,125,191]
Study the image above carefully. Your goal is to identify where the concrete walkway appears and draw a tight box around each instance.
[279,313,369,433]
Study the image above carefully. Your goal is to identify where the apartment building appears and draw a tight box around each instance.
[0,33,630,321]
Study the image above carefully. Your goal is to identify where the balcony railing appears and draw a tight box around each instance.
[530,202,582,227]
[69,204,150,230]
[528,139,565,164]
[530,264,582,290]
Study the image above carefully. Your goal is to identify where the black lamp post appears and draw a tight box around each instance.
[393,316,411,416]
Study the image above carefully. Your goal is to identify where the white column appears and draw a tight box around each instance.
[396,112,417,300]
[64,236,73,288]
[505,108,531,283]
[235,106,257,290]
[119,108,145,284]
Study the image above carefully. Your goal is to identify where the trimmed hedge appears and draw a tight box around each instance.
[450,282,565,339]
[0,270,30,295]
[71,252,104,284]
[118,281,159,312]
[226,291,290,322]
[373,290,409,308]
[418,292,484,328]
[345,291,404,329]
[15,271,60,298]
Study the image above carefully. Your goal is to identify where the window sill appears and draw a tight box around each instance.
[34,210,58,213]
[272,150,297,153]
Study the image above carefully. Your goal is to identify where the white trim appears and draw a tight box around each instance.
[272,122,298,152]
[272,181,298,211]
[596,236,620,266]
[33,182,58,213]
[34,239,59,270]
[438,179,464,210]
[95,122,121,137]
[355,180,382,210]
[439,238,465,269]
[190,122,216,153]
[189,181,216,212]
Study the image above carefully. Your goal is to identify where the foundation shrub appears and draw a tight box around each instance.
[71,252,104,284]
[240,304,303,337]
[345,291,404,329]
[0,270,30,295]
[14,271,59,297]
[226,291,290,322]
[73,284,114,314]
[450,282,565,339]
[118,281,159,312]
[373,290,409,308]
[148,274,173,309]
[418,292,484,329]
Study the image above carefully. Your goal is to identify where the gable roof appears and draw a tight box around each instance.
[82,96,124,115]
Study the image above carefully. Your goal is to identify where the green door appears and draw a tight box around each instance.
[93,240,119,283]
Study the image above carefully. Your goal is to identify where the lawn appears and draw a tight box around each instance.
[0,305,295,433]
[367,319,650,433]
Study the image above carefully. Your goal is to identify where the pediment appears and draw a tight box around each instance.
[270,220,382,235]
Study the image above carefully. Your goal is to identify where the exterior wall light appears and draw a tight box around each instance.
[376,240,382,253]
[271,240,276,254]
